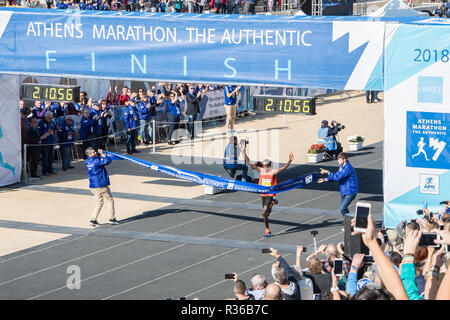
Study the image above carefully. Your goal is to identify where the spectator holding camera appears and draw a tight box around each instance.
[268,248,301,300]
[317,120,344,160]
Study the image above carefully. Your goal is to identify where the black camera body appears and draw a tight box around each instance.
[311,230,318,236]
[440,201,449,205]
[240,139,249,146]
[331,120,345,131]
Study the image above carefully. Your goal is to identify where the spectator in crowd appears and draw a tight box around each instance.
[292,245,314,300]
[228,0,239,13]
[223,85,241,135]
[268,248,301,300]
[167,91,182,145]
[80,109,94,159]
[100,0,110,9]
[147,89,158,143]
[318,152,358,219]
[124,99,140,154]
[263,283,283,300]
[317,243,351,275]
[247,274,267,300]
[198,0,206,12]
[37,111,57,176]
[79,0,87,9]
[138,0,146,11]
[57,115,76,171]
[90,102,105,150]
[243,0,255,14]
[85,147,119,227]
[185,84,202,140]
[25,115,42,179]
[80,91,89,105]
[119,86,130,106]
[99,99,113,148]
[138,94,152,146]
[32,100,46,119]
[226,274,255,300]
[174,0,182,11]
[304,251,332,297]
[233,280,254,300]
[49,100,64,119]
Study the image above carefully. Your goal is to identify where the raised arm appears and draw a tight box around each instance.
[273,153,294,175]
[351,213,409,300]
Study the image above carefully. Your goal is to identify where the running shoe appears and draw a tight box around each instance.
[90,219,100,227]
[109,218,120,225]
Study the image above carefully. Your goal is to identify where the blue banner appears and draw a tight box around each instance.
[0,8,389,90]
[105,151,318,193]
[406,111,449,170]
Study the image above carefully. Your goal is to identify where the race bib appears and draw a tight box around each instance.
[261,178,272,187]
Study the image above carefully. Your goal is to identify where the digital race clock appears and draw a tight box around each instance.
[20,84,80,103]
[253,95,316,115]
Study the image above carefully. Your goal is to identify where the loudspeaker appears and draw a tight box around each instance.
[344,214,369,258]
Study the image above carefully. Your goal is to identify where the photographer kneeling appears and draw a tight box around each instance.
[318,120,344,160]
[223,135,249,182]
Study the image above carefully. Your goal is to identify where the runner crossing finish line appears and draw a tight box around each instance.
[105,151,318,194]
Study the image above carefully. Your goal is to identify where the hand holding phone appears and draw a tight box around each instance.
[224,273,235,280]
[261,248,271,254]
[354,202,371,233]
[334,258,343,276]
[419,233,441,248]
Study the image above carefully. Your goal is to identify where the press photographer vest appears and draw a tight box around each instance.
[259,167,277,197]
[318,127,337,151]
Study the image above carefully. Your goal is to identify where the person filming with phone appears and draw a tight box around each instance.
[317,152,358,217]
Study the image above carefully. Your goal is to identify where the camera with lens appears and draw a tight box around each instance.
[310,230,319,236]
[331,120,345,131]
[240,139,249,146]
[416,209,433,223]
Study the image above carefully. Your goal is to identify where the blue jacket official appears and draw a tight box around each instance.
[327,162,358,195]
[85,155,111,189]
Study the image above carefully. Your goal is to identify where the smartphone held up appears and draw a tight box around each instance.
[354,202,371,233]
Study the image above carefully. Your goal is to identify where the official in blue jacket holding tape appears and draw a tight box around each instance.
[85,147,119,227]
[317,152,358,216]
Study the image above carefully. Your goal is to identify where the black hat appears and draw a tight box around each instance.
[321,120,328,126]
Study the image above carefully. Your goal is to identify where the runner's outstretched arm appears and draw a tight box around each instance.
[273,153,294,175]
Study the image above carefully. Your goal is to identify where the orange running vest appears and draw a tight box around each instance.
[259,167,277,197]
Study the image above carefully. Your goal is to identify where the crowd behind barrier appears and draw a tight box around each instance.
[3,0,299,14]
[223,208,450,300]
[19,82,248,179]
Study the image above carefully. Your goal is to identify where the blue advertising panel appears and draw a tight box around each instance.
[406,111,449,170]
[0,8,386,90]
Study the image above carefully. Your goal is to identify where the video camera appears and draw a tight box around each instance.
[331,120,345,131]
[240,139,249,146]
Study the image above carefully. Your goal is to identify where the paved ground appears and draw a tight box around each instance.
[0,91,385,299]
[0,140,383,300]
